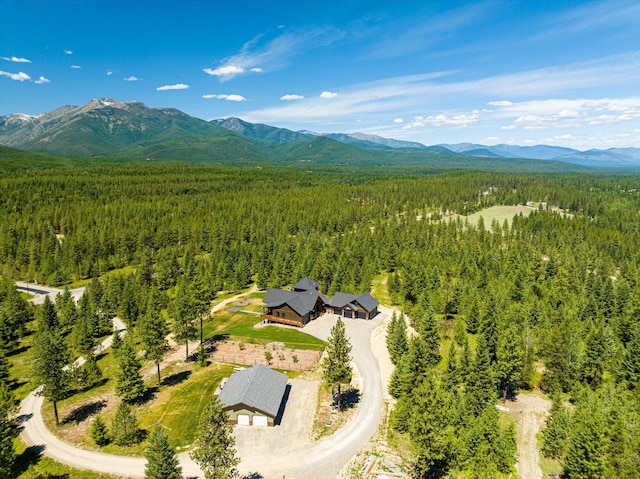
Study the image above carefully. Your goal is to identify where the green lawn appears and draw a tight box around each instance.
[135,362,235,450]
[205,301,325,351]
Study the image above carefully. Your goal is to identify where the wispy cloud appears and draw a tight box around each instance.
[1,56,31,63]
[0,70,30,81]
[320,91,338,99]
[34,76,50,84]
[124,76,139,81]
[492,97,640,131]
[106,69,114,76]
[366,1,494,59]
[241,53,640,127]
[280,94,304,101]
[156,83,189,91]
[204,26,343,81]
[202,94,246,101]
[530,1,640,43]
[64,49,73,55]
[70,65,82,69]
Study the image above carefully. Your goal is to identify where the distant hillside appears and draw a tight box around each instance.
[0,99,627,171]
[211,117,312,143]
[439,142,640,167]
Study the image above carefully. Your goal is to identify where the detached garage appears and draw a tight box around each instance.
[218,364,289,427]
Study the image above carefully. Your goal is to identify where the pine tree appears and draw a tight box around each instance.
[0,409,15,479]
[495,325,523,402]
[90,414,110,447]
[419,308,441,367]
[190,396,239,479]
[114,338,145,403]
[170,282,198,361]
[322,317,353,407]
[37,295,60,332]
[564,396,606,478]
[31,323,70,426]
[386,311,408,365]
[138,304,170,387]
[389,336,432,398]
[111,401,140,446]
[144,426,182,479]
[542,395,571,460]
[466,334,496,416]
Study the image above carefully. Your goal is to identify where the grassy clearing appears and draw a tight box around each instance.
[446,205,536,228]
[13,438,120,479]
[204,307,325,351]
[67,265,135,289]
[371,272,391,306]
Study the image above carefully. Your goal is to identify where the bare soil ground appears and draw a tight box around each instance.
[209,340,321,371]
[506,393,552,479]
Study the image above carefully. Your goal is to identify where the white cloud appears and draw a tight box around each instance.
[205,27,343,82]
[0,70,30,81]
[393,118,404,124]
[156,83,189,91]
[70,65,82,69]
[124,76,139,81]
[106,70,114,76]
[320,91,338,99]
[488,100,513,107]
[405,111,480,128]
[280,94,304,101]
[34,76,50,84]
[202,94,247,101]
[64,49,73,55]
[203,65,245,80]
[1,56,31,63]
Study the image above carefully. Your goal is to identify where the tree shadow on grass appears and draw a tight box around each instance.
[161,370,191,387]
[12,444,44,477]
[61,399,107,425]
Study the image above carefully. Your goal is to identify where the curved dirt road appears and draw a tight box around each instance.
[18,292,387,479]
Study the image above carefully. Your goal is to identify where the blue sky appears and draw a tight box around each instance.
[1,0,640,149]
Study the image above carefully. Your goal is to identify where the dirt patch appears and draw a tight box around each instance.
[210,340,321,371]
[506,393,551,479]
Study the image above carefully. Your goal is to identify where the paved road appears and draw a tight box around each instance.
[17,286,387,479]
[15,281,85,305]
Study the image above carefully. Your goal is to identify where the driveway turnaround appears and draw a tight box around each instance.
[18,289,387,479]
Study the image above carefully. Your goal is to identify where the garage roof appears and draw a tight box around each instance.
[218,364,288,418]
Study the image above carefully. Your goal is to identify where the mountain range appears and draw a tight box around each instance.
[1,98,638,169]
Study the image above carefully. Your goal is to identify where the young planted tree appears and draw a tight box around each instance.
[190,396,239,479]
[111,401,140,446]
[322,317,353,407]
[114,338,145,403]
[144,426,182,479]
[138,304,170,388]
[90,414,110,447]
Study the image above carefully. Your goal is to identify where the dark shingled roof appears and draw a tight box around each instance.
[330,291,379,312]
[264,287,328,317]
[292,277,319,291]
[218,364,288,418]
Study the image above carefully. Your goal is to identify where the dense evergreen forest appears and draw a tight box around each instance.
[1,161,640,477]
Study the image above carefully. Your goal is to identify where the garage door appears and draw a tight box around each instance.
[237,414,250,426]
[357,311,367,319]
[343,309,353,318]
[253,415,268,427]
